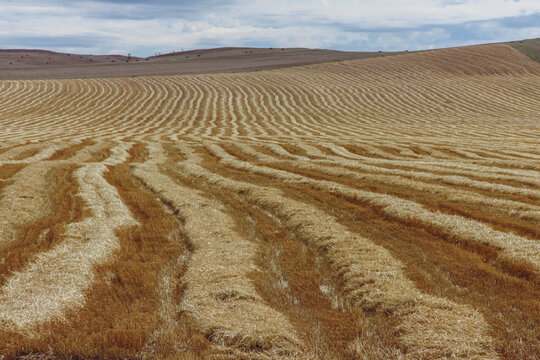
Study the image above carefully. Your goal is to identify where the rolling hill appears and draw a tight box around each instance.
[0,47,403,80]
[0,41,539,359]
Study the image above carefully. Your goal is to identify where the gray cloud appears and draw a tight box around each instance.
[63,0,238,20]
[1,34,114,49]
[0,0,538,56]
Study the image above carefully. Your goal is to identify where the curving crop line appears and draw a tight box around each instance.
[133,143,304,358]
[206,143,540,274]
[0,142,137,331]
[168,143,498,359]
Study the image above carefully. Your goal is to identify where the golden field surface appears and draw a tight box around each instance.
[0,43,539,359]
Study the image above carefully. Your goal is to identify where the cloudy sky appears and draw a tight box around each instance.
[1,0,539,56]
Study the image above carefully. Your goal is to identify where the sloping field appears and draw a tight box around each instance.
[0,47,401,80]
[0,43,539,359]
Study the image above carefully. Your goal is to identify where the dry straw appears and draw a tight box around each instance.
[0,142,137,331]
[208,143,540,273]
[168,143,498,359]
[133,143,303,358]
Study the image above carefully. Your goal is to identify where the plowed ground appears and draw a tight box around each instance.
[0,43,539,359]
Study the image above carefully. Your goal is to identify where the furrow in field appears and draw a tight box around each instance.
[0,142,85,255]
[160,144,400,358]
[13,80,98,126]
[245,79,295,137]
[281,78,360,138]
[0,141,114,279]
[234,143,540,229]
[0,163,81,289]
[173,77,205,139]
[0,81,63,119]
[206,143,540,275]
[0,44,538,143]
[4,81,96,141]
[46,140,94,161]
[70,79,132,139]
[193,77,220,139]
[365,160,540,190]
[0,142,137,331]
[264,142,540,201]
[0,164,57,249]
[229,77,266,137]
[9,159,191,359]
[0,81,31,114]
[190,141,540,359]
[202,76,238,138]
[129,77,171,136]
[148,77,184,137]
[34,78,125,141]
[323,142,540,174]
[169,143,497,359]
[103,79,149,137]
[1,80,105,142]
[262,74,341,138]
[141,77,184,136]
[132,143,304,358]
[0,142,61,163]
[206,75,225,139]
[250,82,306,138]
[337,160,540,201]
[49,79,122,140]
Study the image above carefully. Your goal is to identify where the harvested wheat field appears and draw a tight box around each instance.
[0,42,539,359]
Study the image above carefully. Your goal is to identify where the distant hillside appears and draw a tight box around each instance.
[0,49,141,67]
[0,39,538,80]
[508,38,540,63]
[0,47,402,80]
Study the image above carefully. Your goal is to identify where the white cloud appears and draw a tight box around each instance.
[0,0,538,55]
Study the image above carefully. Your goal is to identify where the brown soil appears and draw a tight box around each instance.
[0,47,402,80]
